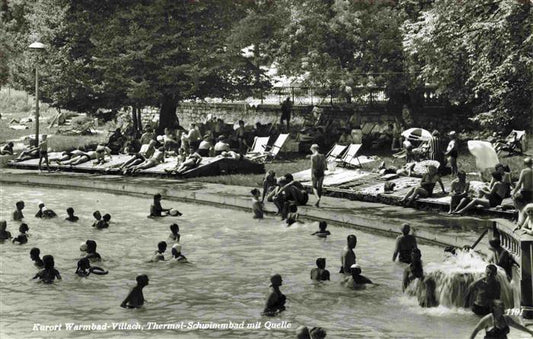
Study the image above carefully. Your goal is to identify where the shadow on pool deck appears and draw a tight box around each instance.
[0,168,495,252]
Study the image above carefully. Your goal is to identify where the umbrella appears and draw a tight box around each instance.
[401,128,432,141]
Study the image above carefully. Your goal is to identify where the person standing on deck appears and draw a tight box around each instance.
[280,97,292,132]
[310,144,327,208]
[445,131,459,176]
[428,130,445,168]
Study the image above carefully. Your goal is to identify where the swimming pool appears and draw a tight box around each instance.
[0,185,522,338]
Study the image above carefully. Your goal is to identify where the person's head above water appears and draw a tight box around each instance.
[157,241,167,253]
[136,274,149,287]
[30,247,40,259]
[16,201,25,210]
[93,211,102,220]
[318,221,327,231]
[485,264,497,278]
[170,223,179,234]
[66,207,75,216]
[350,264,362,276]
[309,327,327,339]
[103,214,111,222]
[401,223,411,236]
[77,257,90,271]
[154,193,162,201]
[411,248,422,261]
[316,258,326,269]
[38,202,45,209]
[251,188,260,197]
[43,255,55,269]
[270,274,283,288]
[491,171,503,182]
[347,234,357,249]
[19,223,29,233]
[172,243,182,256]
[0,220,6,231]
[86,240,97,253]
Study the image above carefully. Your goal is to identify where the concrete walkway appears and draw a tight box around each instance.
[0,168,498,251]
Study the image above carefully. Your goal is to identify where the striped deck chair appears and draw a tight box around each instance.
[326,144,347,162]
[245,136,270,158]
[340,144,363,167]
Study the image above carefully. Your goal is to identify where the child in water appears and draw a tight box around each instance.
[33,255,61,284]
[311,221,331,238]
[150,194,182,217]
[30,247,44,268]
[0,220,12,241]
[91,211,102,227]
[345,264,374,289]
[168,224,180,243]
[310,258,330,281]
[151,241,167,262]
[65,207,79,222]
[35,202,57,218]
[12,223,29,244]
[121,274,149,308]
[171,243,188,263]
[75,257,108,277]
[251,188,264,219]
[13,201,25,221]
[82,240,102,262]
[95,214,111,229]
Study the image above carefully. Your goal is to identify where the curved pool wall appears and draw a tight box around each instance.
[0,169,492,250]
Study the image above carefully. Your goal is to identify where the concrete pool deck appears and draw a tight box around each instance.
[0,168,497,251]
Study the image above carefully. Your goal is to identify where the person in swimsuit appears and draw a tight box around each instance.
[75,257,108,277]
[83,240,102,262]
[65,207,79,222]
[38,135,50,172]
[91,211,102,228]
[151,241,167,262]
[95,214,111,229]
[453,171,508,214]
[310,258,330,281]
[33,255,61,284]
[393,223,418,264]
[262,274,286,316]
[311,221,331,238]
[344,264,374,289]
[150,194,182,217]
[488,238,514,281]
[0,141,14,155]
[168,224,180,243]
[93,144,112,165]
[512,157,533,225]
[340,234,357,275]
[465,264,501,316]
[60,151,97,166]
[171,243,188,262]
[262,170,277,203]
[121,274,149,308]
[12,223,29,244]
[35,202,57,218]
[310,144,327,208]
[126,147,165,174]
[403,248,424,291]
[13,201,25,221]
[449,170,470,213]
[14,140,39,162]
[115,140,157,172]
[30,247,44,268]
[0,220,12,241]
[445,131,459,176]
[399,165,446,206]
[251,188,264,219]
[470,300,533,339]
[175,147,202,174]
[235,120,248,154]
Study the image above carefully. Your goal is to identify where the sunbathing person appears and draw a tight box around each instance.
[126,147,165,174]
[93,144,112,165]
[1,142,14,155]
[59,150,97,166]
[14,142,39,162]
[399,165,446,206]
[114,140,156,172]
[174,147,202,174]
[452,171,509,214]
[217,150,241,160]
[213,136,231,156]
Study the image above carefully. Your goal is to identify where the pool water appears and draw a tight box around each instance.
[0,185,527,338]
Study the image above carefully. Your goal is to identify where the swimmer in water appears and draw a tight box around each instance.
[65,207,79,222]
[340,234,357,275]
[12,223,29,244]
[96,214,111,229]
[345,264,373,289]
[150,194,182,217]
[35,202,57,218]
[83,240,102,262]
[121,274,149,308]
[310,257,330,281]
[169,224,180,243]
[30,247,44,268]
[0,220,12,241]
[251,188,264,219]
[33,255,61,284]
[311,221,331,237]
[171,243,188,262]
[402,248,424,291]
[75,257,108,277]
[151,241,167,262]
[91,211,102,227]
[262,274,286,316]
[13,201,25,221]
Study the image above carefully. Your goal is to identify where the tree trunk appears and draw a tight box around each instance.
[158,94,179,135]
[131,106,138,132]
[137,108,143,132]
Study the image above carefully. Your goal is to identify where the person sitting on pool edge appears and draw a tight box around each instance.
[402,248,424,291]
[286,204,301,226]
[251,188,264,219]
[121,274,149,309]
[392,223,418,264]
[0,220,12,241]
[150,194,182,217]
[465,264,501,316]
[82,240,102,262]
[452,171,509,215]
[35,202,57,219]
[13,201,25,221]
[171,243,188,263]
[310,258,330,281]
[340,234,357,275]
[12,223,29,245]
[95,213,111,229]
[469,299,533,339]
[311,221,331,238]
[168,224,180,243]
[344,264,374,289]
[75,257,108,277]
[33,254,61,284]
[65,207,79,222]
[262,274,286,316]
[91,210,102,227]
[151,241,167,262]
[399,165,446,206]
[30,247,44,268]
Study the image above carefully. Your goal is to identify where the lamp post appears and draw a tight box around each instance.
[29,41,46,146]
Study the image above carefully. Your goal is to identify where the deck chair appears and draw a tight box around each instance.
[340,144,363,167]
[245,136,270,158]
[495,130,526,155]
[326,144,347,162]
[251,133,289,163]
